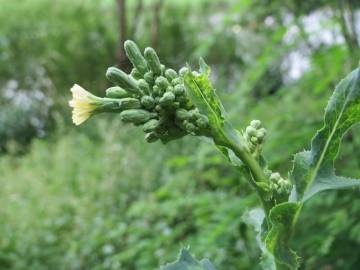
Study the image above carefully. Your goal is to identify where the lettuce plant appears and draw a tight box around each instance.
[69,40,360,270]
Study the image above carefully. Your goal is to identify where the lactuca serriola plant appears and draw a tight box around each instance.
[69,40,360,270]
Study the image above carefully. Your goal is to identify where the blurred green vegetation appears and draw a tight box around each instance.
[0,0,359,269]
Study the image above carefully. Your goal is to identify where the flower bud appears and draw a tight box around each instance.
[195,115,209,129]
[144,71,154,84]
[144,47,162,76]
[143,119,160,132]
[160,64,165,75]
[105,86,131,98]
[246,126,257,136]
[155,104,163,112]
[257,128,267,139]
[141,95,155,109]
[124,40,149,75]
[270,172,281,182]
[145,132,159,143]
[120,109,157,125]
[130,68,142,80]
[138,79,150,95]
[106,67,140,95]
[250,120,262,129]
[166,86,174,93]
[179,67,189,76]
[153,85,161,96]
[173,84,185,96]
[118,98,141,110]
[165,69,178,81]
[159,92,175,106]
[185,122,197,133]
[171,77,183,86]
[175,108,191,120]
[155,76,170,90]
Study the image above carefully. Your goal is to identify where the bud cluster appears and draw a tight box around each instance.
[244,120,267,153]
[268,172,291,195]
[105,40,210,143]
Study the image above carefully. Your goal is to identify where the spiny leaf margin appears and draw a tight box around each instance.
[160,248,217,270]
[290,67,360,202]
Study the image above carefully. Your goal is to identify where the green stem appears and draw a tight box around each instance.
[226,139,267,184]
[219,134,273,218]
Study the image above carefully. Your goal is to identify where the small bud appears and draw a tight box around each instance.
[175,108,191,120]
[155,76,170,90]
[179,67,189,76]
[155,105,163,112]
[106,67,140,95]
[160,64,166,75]
[118,98,141,110]
[145,132,159,143]
[130,68,142,80]
[173,84,185,96]
[250,137,258,144]
[106,86,131,98]
[196,116,209,129]
[166,86,174,93]
[171,77,183,86]
[153,85,161,96]
[120,109,157,125]
[159,92,175,106]
[270,182,279,190]
[124,40,149,75]
[144,71,154,84]
[270,172,281,182]
[144,47,162,76]
[185,122,197,133]
[138,79,150,95]
[141,95,155,109]
[143,119,160,132]
[257,128,267,139]
[250,120,262,129]
[246,126,257,136]
[165,69,178,81]
[172,101,180,109]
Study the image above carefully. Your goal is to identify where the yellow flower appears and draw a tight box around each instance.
[69,84,100,125]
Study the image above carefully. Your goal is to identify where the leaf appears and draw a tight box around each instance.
[243,205,300,270]
[290,67,360,202]
[184,60,244,165]
[265,202,301,270]
[183,65,226,134]
[160,249,217,270]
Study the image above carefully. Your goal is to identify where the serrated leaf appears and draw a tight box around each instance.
[290,67,360,202]
[161,249,217,270]
[243,205,300,270]
[184,62,244,165]
[184,67,226,131]
[265,202,301,270]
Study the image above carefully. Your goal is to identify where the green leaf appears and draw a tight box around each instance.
[265,202,301,270]
[243,205,300,270]
[184,61,244,164]
[161,249,217,270]
[290,67,360,202]
[183,66,226,133]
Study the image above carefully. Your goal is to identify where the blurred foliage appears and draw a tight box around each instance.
[0,0,359,269]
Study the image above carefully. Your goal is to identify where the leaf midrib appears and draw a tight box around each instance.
[303,81,350,200]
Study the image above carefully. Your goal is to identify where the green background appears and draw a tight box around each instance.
[0,0,359,269]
